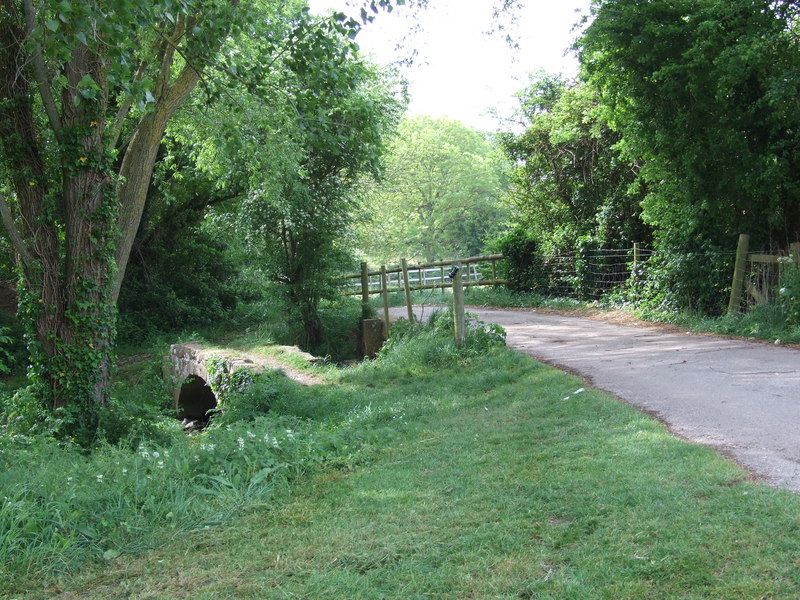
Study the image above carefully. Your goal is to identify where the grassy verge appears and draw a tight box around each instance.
[632,302,800,344]
[15,319,800,599]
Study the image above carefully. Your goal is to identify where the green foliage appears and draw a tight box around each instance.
[210,371,305,427]
[381,308,506,365]
[206,357,255,405]
[498,73,649,258]
[493,227,545,293]
[118,140,244,343]
[166,12,403,350]
[579,0,800,312]
[779,259,800,328]
[358,116,510,264]
[315,297,364,360]
[0,385,58,439]
[0,324,15,376]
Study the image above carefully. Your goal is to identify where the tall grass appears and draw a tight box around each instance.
[0,313,492,595]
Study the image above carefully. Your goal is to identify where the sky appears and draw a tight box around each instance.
[308,0,593,131]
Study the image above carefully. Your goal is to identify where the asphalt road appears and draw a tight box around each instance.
[390,305,800,492]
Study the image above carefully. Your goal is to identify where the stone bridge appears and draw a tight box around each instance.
[165,343,320,424]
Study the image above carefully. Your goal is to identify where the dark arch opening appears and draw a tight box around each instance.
[177,375,217,427]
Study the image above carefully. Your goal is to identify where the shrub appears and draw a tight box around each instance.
[381,308,506,370]
[494,227,546,293]
[779,260,800,328]
[118,227,242,344]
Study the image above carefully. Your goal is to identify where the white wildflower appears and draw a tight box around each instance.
[152,451,160,459]
[237,437,245,450]
[574,388,585,395]
[285,429,295,441]
[122,468,128,474]
[247,431,256,439]
[157,461,164,469]
[96,474,103,482]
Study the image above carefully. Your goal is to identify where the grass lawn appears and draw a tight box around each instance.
[30,328,800,599]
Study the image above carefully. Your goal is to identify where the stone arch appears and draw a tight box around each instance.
[176,375,217,425]
[164,342,323,425]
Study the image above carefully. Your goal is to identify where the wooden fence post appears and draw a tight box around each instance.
[380,265,390,336]
[727,234,750,315]
[632,242,640,275]
[401,258,414,322]
[790,242,800,264]
[360,261,370,319]
[452,263,465,347]
[491,258,497,283]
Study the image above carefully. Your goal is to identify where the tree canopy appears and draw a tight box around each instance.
[579,0,800,310]
[499,72,649,257]
[357,116,509,264]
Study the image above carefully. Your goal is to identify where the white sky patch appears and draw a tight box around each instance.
[308,0,592,131]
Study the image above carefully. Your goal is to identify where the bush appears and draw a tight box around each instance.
[644,241,734,315]
[118,227,242,344]
[779,260,800,328]
[380,308,506,370]
[494,227,546,293]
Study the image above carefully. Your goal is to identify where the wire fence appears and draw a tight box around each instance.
[525,248,655,301]
[342,243,799,314]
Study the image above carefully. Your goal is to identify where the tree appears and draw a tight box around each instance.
[358,116,509,264]
[118,137,244,339]
[0,0,245,439]
[159,16,403,349]
[498,73,649,256]
[579,0,800,311]
[0,0,393,441]
[235,39,403,348]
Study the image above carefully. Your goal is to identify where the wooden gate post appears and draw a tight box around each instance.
[360,261,370,319]
[380,265,390,335]
[727,234,750,315]
[401,258,414,322]
[790,242,800,264]
[452,263,465,347]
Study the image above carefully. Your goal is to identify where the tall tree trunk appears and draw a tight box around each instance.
[112,67,200,303]
[1,11,116,441]
[0,1,234,441]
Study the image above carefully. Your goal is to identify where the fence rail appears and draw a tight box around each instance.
[341,254,507,298]
[342,238,796,327]
[341,254,507,326]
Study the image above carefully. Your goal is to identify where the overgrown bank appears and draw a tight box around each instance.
[0,313,500,595]
[5,315,800,598]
